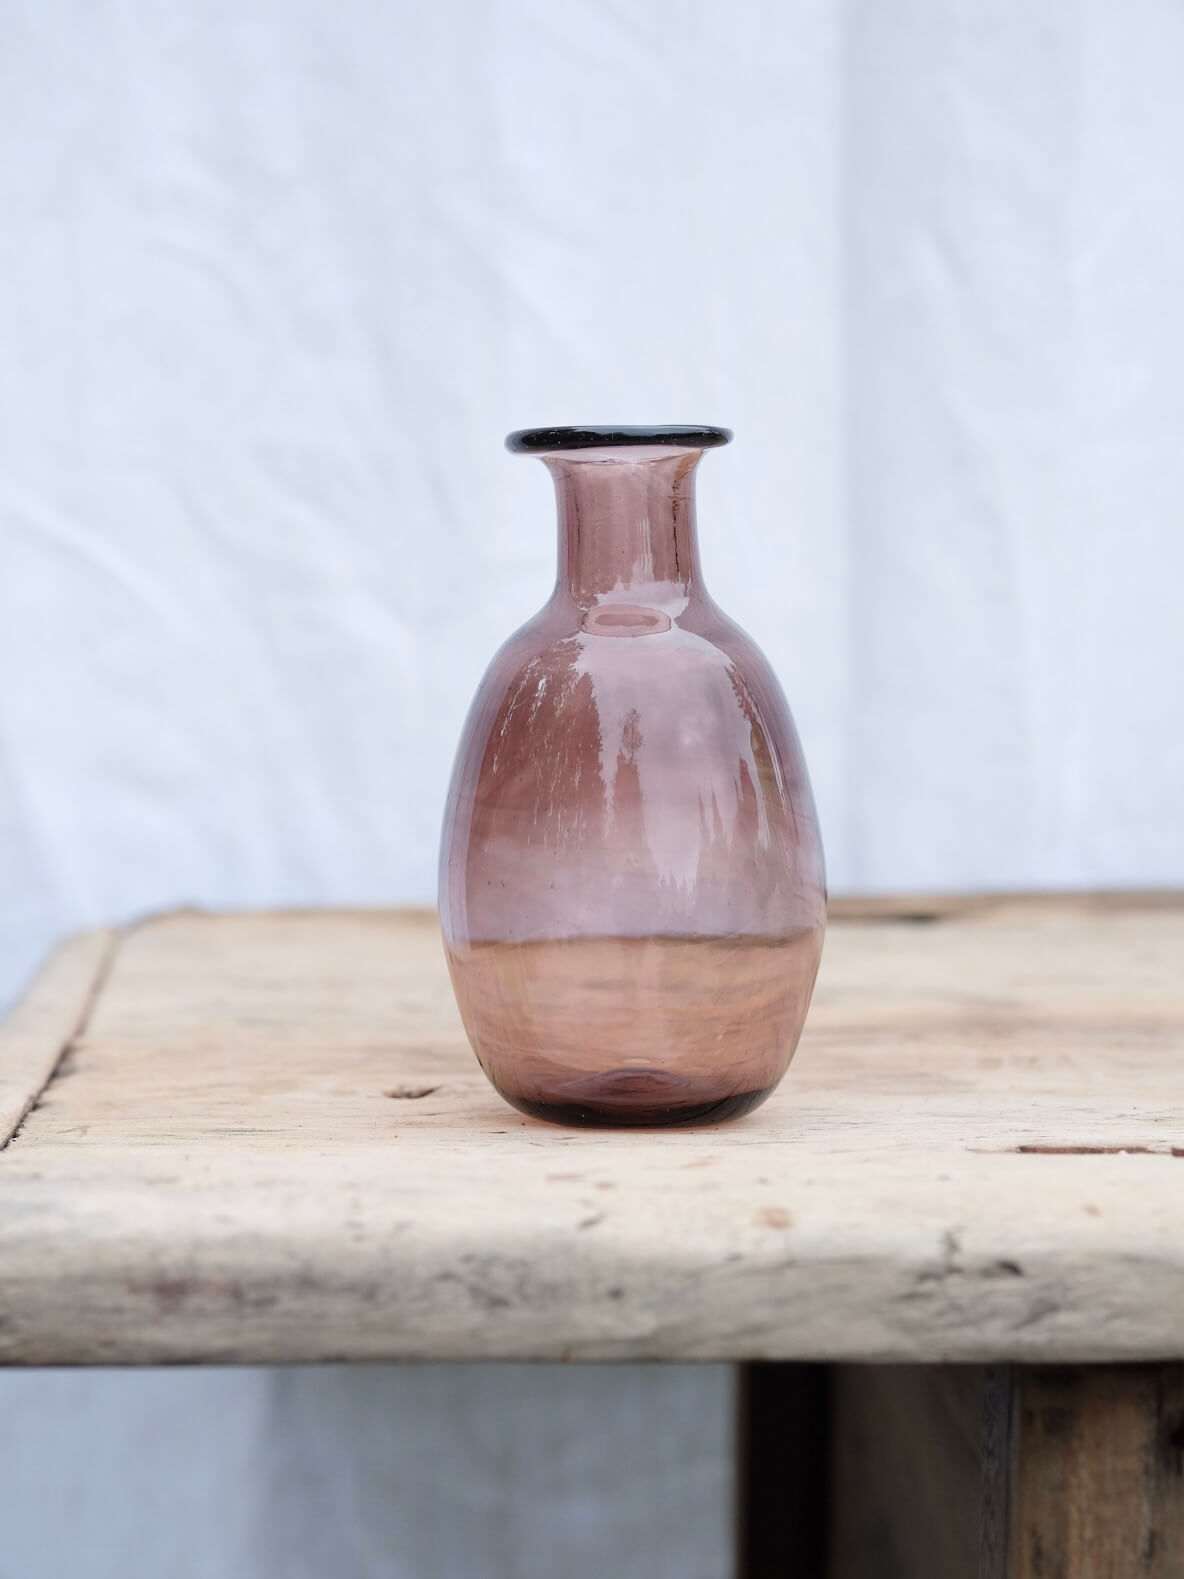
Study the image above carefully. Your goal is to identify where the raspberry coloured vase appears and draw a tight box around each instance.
[439,425,825,1126]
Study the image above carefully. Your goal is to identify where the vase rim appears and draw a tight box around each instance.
[505,424,733,454]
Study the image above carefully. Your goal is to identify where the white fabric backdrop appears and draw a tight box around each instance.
[2,1,1182,1574]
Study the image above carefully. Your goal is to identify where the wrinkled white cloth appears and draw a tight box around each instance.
[4,0,1181,1010]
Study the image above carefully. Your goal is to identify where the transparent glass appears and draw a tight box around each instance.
[439,426,825,1126]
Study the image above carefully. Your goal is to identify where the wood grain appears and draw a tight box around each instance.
[824,1363,1184,1577]
[0,898,1182,1364]
[1011,1367,1184,1578]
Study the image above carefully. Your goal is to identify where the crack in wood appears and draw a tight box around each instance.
[1016,1145,1184,1157]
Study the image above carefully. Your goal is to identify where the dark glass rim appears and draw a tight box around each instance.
[506,424,733,454]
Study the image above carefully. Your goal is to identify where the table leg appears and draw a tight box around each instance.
[738,1363,832,1578]
[740,1363,1184,1578]
[1002,1365,1184,1578]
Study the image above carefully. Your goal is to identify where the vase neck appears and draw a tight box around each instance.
[544,448,705,608]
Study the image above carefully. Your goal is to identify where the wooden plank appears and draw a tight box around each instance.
[828,1366,985,1579]
[0,930,115,1147]
[1011,1366,1184,1578]
[0,900,1182,1364]
[826,1364,1184,1577]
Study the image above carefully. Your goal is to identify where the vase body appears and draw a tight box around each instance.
[439,426,825,1126]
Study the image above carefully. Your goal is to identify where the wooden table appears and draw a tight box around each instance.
[2,897,1182,1577]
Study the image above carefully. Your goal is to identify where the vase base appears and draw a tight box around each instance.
[496,1068,776,1128]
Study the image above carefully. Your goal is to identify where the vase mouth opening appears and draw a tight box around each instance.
[506,425,732,455]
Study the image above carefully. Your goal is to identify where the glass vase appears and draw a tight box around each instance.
[439,425,825,1126]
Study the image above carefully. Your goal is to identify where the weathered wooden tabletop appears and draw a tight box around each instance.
[1,896,1181,1366]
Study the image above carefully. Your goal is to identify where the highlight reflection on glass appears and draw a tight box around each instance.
[439,426,825,1126]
